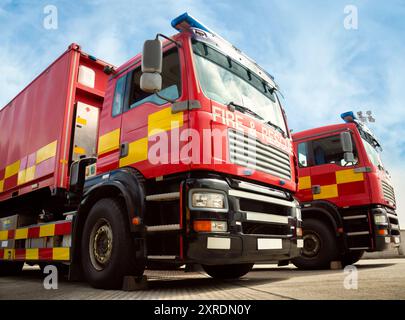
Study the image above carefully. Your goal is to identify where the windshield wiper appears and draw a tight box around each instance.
[227,101,264,120]
[265,120,286,137]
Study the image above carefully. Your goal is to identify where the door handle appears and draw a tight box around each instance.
[312,185,321,195]
[120,142,129,158]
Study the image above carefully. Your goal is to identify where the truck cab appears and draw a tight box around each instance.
[292,112,400,269]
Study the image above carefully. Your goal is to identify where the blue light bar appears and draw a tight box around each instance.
[340,111,356,123]
[171,12,211,33]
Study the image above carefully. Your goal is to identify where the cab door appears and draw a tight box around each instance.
[304,132,370,207]
[295,140,314,203]
[118,44,190,179]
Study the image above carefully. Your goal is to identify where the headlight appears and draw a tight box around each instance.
[374,214,388,225]
[191,192,226,209]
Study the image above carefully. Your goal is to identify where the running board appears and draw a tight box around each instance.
[347,231,370,236]
[147,255,177,260]
[145,192,180,201]
[343,215,367,220]
[349,247,370,250]
[146,224,181,232]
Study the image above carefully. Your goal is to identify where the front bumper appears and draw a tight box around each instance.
[372,206,401,251]
[183,177,302,265]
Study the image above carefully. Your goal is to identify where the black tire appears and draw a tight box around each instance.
[81,198,144,289]
[292,218,338,270]
[0,261,23,276]
[202,263,254,279]
[342,250,364,266]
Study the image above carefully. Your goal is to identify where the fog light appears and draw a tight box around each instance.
[191,192,225,209]
[194,220,227,232]
[374,214,388,225]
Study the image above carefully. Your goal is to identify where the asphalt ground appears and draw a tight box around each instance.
[0,258,404,300]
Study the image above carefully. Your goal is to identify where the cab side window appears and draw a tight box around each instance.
[308,134,357,166]
[127,48,181,110]
[112,75,126,116]
[297,142,309,167]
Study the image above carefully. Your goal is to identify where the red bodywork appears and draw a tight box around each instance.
[0,44,110,202]
[1,31,296,204]
[293,123,395,210]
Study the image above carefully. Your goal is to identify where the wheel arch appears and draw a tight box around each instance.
[69,168,146,272]
[301,200,343,237]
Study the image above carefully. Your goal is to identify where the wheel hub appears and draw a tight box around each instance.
[302,232,321,258]
[89,219,113,270]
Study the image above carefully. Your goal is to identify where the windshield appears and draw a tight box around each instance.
[192,40,287,134]
[362,137,384,169]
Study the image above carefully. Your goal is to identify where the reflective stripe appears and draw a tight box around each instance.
[313,184,338,200]
[335,168,364,184]
[5,160,20,179]
[298,176,311,190]
[119,137,148,167]
[148,107,183,136]
[98,128,121,155]
[36,141,57,164]
[39,224,56,237]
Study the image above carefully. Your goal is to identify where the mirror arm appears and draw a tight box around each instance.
[155,91,176,103]
[156,33,182,48]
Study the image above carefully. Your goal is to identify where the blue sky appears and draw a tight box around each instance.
[0,0,404,223]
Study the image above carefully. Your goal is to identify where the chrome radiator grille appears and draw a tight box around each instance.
[381,180,396,205]
[228,130,291,180]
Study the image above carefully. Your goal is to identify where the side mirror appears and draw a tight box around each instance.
[340,131,353,153]
[340,131,355,163]
[140,39,162,93]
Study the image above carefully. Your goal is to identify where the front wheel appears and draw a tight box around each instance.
[81,198,144,289]
[292,218,338,270]
[202,263,254,279]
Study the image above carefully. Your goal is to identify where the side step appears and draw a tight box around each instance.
[146,224,181,232]
[145,192,180,201]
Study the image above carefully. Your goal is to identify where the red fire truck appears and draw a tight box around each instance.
[292,112,401,269]
[0,13,301,288]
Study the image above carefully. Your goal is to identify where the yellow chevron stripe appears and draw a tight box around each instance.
[15,228,28,240]
[98,128,120,155]
[36,140,57,164]
[26,248,39,260]
[336,169,364,184]
[148,107,183,136]
[39,224,55,237]
[119,137,148,167]
[5,160,20,179]
[52,248,70,261]
[313,184,338,200]
[0,230,8,241]
[298,176,311,190]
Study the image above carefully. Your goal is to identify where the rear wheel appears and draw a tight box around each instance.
[342,250,364,266]
[202,263,253,279]
[81,198,144,289]
[0,261,23,276]
[292,218,338,269]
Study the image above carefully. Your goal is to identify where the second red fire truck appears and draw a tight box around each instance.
[292,112,400,269]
